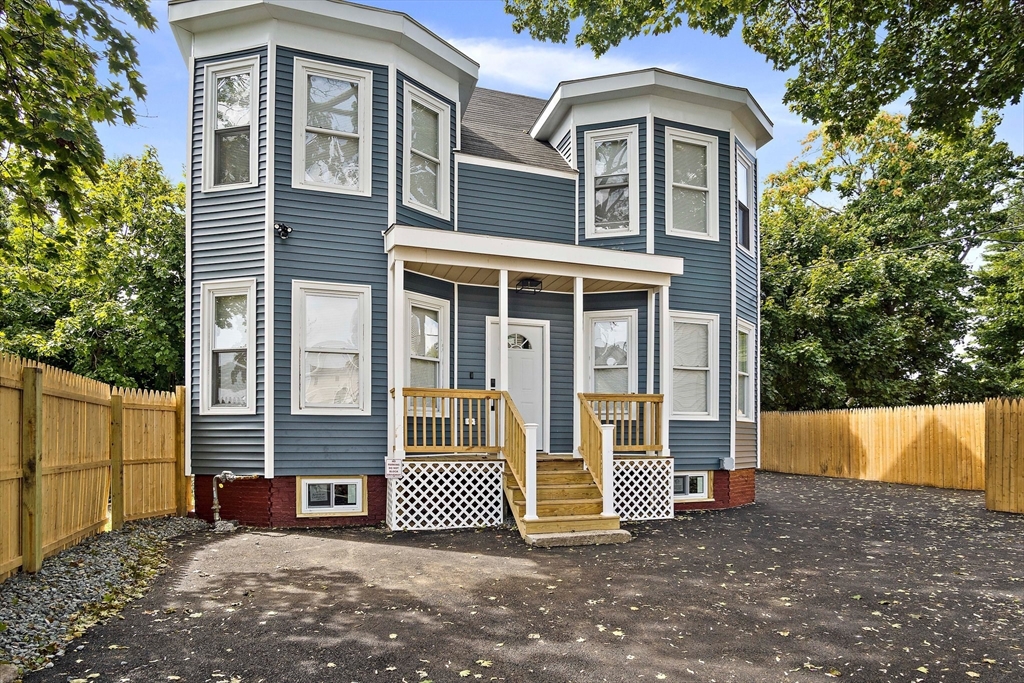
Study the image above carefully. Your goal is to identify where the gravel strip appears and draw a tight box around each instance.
[0,517,209,674]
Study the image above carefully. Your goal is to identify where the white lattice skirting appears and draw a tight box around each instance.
[386,460,505,531]
[614,457,675,521]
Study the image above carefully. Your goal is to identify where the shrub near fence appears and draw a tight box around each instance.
[0,354,188,581]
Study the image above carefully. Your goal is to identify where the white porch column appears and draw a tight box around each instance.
[659,285,671,459]
[600,424,616,517]
[647,289,655,394]
[498,270,509,392]
[393,260,406,459]
[524,423,539,521]
[573,276,584,456]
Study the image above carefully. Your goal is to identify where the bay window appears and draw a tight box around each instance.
[666,129,718,239]
[203,57,259,192]
[585,125,639,238]
[200,279,256,414]
[737,319,754,420]
[403,84,450,218]
[669,311,719,420]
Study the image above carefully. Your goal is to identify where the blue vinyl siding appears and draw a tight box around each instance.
[457,163,575,244]
[576,118,647,251]
[654,118,732,471]
[456,286,575,454]
[273,48,389,476]
[584,291,650,394]
[190,49,268,475]
[396,72,456,229]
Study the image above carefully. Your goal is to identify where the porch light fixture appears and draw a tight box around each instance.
[516,277,543,294]
[274,222,293,240]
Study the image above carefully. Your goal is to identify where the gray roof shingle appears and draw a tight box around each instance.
[460,88,574,173]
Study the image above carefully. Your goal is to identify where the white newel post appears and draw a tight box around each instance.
[600,424,616,517]
[394,260,406,459]
[524,423,539,521]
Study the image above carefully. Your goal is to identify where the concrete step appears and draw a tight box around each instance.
[517,513,621,535]
[524,529,632,547]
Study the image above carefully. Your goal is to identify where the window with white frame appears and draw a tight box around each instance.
[200,279,256,414]
[585,126,640,238]
[407,292,449,389]
[737,319,754,420]
[203,57,259,192]
[403,84,450,218]
[674,471,712,501]
[666,129,718,239]
[291,281,372,415]
[298,476,366,516]
[292,58,373,196]
[585,310,638,393]
[669,311,719,419]
[737,155,754,251]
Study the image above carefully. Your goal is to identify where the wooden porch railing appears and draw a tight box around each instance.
[403,388,501,454]
[582,393,664,453]
[579,395,616,517]
[502,391,527,488]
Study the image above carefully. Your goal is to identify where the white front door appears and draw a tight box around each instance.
[487,319,547,450]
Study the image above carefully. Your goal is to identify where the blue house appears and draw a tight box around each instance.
[169,0,772,543]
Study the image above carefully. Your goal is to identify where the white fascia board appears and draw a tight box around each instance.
[384,225,683,286]
[455,153,577,180]
[532,69,773,148]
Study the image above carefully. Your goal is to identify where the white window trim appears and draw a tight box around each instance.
[584,125,640,239]
[402,82,451,220]
[297,475,367,517]
[584,309,638,393]
[291,57,373,197]
[668,310,720,421]
[665,128,719,241]
[737,154,755,255]
[674,470,714,502]
[736,318,755,422]
[202,57,260,194]
[200,278,257,415]
[291,280,373,416]
[405,291,450,389]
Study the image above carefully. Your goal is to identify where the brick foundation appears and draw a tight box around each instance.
[194,475,386,528]
[674,468,756,512]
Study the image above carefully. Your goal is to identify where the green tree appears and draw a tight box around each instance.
[970,192,1024,397]
[504,0,1024,137]
[0,0,156,223]
[0,149,185,390]
[761,113,1022,411]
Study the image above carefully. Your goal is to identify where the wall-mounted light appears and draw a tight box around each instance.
[274,222,293,240]
[516,277,543,294]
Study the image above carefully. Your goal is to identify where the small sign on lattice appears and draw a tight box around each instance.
[386,460,504,531]
[614,457,674,521]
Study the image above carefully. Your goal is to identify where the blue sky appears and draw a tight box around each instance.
[100,0,1022,185]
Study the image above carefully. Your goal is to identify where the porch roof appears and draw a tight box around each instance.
[383,225,684,293]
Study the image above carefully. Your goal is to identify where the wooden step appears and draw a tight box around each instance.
[512,498,604,517]
[508,483,601,503]
[536,458,586,472]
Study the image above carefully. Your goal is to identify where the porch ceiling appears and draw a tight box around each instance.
[384,225,684,292]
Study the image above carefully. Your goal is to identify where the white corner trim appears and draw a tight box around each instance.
[184,47,196,476]
[199,278,258,416]
[402,81,451,220]
[666,310,720,422]
[291,57,374,197]
[388,63,397,227]
[291,280,373,416]
[583,124,641,240]
[454,152,577,180]
[646,113,654,254]
[264,40,277,479]
[583,309,639,394]
[665,127,719,241]
[201,55,260,194]
[729,131,738,462]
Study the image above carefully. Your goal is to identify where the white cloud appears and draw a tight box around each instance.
[448,37,684,97]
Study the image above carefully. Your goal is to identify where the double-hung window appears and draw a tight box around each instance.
[203,57,259,192]
[666,129,718,239]
[737,155,754,251]
[585,310,638,393]
[406,292,450,389]
[736,319,754,420]
[200,279,256,414]
[291,281,372,415]
[403,84,450,218]
[293,58,373,196]
[669,311,719,420]
[585,125,639,238]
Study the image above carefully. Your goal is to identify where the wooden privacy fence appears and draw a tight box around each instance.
[763,400,1024,512]
[1,354,188,581]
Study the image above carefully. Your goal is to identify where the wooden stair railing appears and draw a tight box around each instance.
[578,394,616,517]
[501,391,538,521]
[403,388,501,454]
[581,393,664,454]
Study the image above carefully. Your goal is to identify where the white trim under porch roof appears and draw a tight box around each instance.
[384,224,683,460]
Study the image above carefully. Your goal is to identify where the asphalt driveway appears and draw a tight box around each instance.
[26,472,1024,682]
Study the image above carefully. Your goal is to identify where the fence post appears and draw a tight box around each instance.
[174,386,188,516]
[524,423,538,522]
[109,393,124,530]
[21,367,43,573]
[600,424,616,518]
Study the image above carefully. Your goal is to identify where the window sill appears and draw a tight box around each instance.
[665,229,719,242]
[584,228,641,240]
[736,416,756,423]
[201,179,260,194]
[292,406,372,417]
[675,496,715,503]
[291,179,372,197]
[200,405,256,416]
[669,413,719,421]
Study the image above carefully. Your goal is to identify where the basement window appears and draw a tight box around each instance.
[674,471,712,501]
[297,476,367,517]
